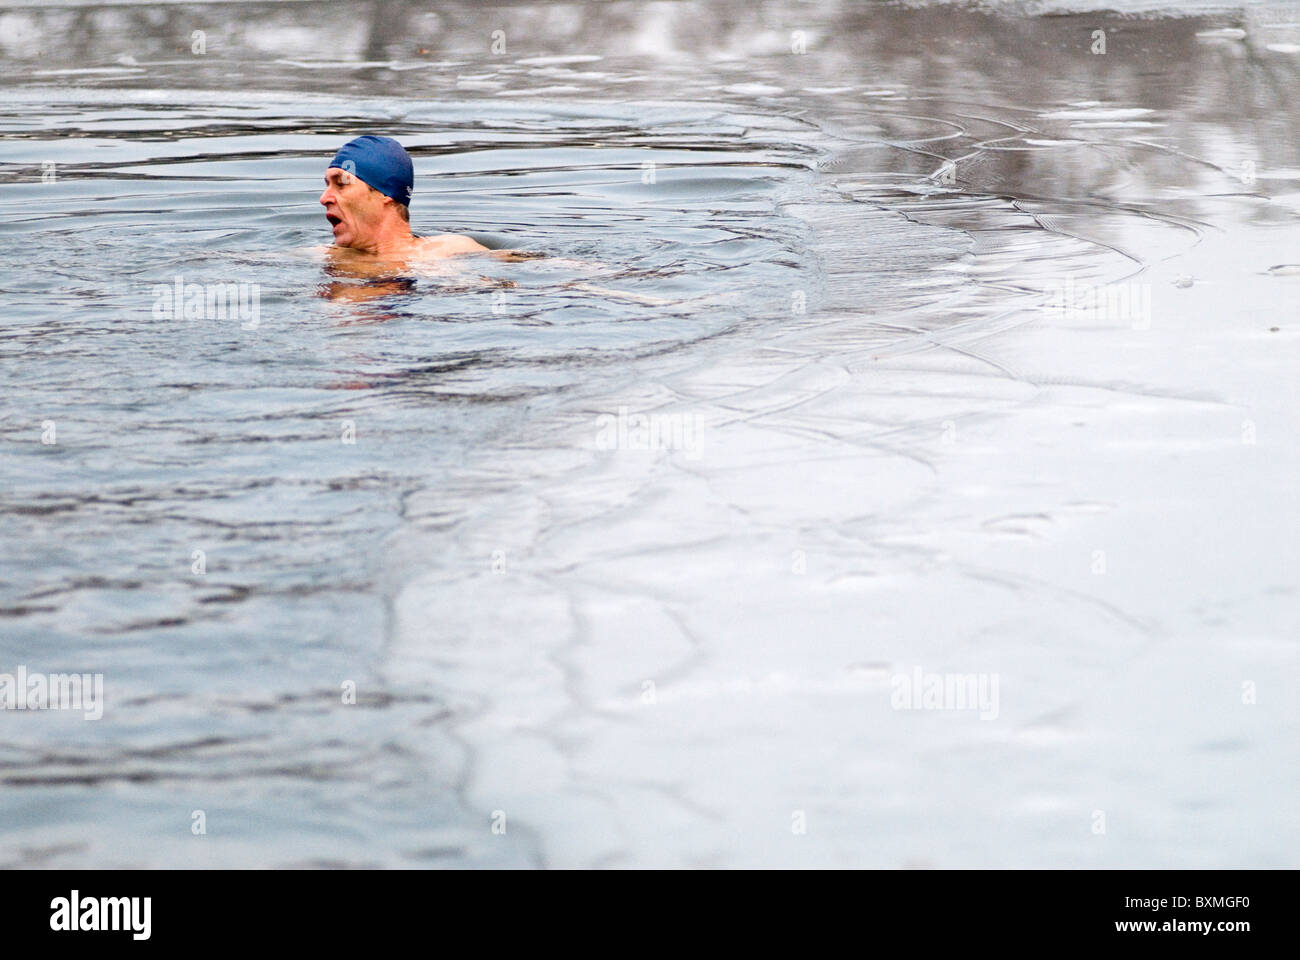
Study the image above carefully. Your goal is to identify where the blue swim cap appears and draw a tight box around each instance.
[328,135,414,206]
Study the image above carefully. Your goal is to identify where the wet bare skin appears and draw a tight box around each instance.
[315,166,661,307]
[316,166,530,301]
[312,240,537,303]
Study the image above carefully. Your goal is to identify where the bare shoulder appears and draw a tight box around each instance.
[420,233,491,256]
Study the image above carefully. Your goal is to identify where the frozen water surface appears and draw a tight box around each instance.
[0,0,1296,867]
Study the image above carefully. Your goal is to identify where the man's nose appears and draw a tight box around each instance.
[320,187,334,206]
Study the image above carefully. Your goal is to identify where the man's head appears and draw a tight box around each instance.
[320,135,414,250]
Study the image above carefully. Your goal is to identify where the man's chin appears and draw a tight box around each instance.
[329,222,353,247]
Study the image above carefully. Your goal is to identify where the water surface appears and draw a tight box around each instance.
[1,0,1297,867]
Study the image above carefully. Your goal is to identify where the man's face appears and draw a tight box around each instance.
[320,167,387,248]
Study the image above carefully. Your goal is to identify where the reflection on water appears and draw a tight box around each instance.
[0,0,1297,867]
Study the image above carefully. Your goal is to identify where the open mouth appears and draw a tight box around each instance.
[326,213,342,227]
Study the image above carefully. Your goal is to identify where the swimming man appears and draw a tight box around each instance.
[314,134,664,307]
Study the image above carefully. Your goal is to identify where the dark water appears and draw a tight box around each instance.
[1,0,1297,867]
